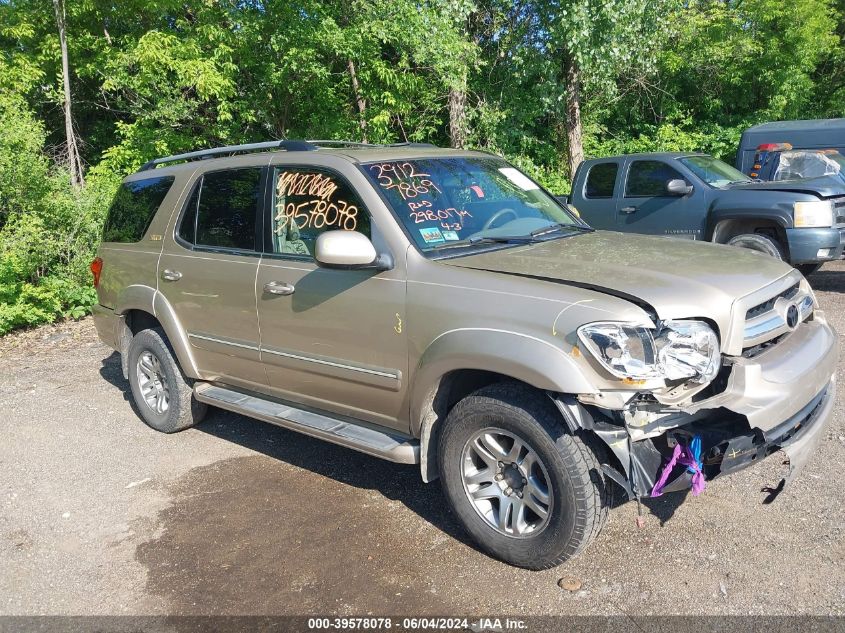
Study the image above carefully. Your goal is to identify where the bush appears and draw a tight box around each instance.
[0,93,115,336]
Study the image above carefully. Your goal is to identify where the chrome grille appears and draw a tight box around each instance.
[743,283,813,348]
[745,283,799,321]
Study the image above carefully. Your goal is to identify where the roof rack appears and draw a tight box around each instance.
[138,139,440,171]
[306,140,438,149]
[138,140,318,171]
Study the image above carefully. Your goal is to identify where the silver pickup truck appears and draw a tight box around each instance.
[91,140,837,569]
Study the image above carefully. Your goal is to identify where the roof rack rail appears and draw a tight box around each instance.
[307,140,438,149]
[138,139,318,171]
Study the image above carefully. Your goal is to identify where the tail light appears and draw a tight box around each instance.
[90,257,103,288]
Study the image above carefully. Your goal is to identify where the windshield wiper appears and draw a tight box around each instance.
[530,223,594,238]
[427,235,534,252]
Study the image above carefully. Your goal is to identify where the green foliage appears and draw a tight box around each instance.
[1,0,845,334]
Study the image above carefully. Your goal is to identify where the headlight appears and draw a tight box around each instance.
[794,200,833,228]
[577,320,720,384]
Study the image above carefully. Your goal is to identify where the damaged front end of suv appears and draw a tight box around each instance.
[553,273,837,503]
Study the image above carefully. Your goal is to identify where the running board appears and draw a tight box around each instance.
[193,383,419,464]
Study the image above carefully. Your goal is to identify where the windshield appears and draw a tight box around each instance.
[773,150,845,181]
[363,157,581,253]
[679,155,751,188]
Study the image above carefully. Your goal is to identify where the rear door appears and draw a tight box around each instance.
[158,162,268,390]
[617,159,704,239]
[572,160,620,230]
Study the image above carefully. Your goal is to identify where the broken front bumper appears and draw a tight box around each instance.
[653,377,835,495]
[588,313,838,498]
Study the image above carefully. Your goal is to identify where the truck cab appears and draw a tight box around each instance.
[570,152,845,275]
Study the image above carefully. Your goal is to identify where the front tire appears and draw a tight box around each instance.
[127,327,207,433]
[438,383,610,569]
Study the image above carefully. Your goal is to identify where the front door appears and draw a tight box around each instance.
[574,160,620,230]
[255,165,408,430]
[158,165,267,389]
[617,159,704,240]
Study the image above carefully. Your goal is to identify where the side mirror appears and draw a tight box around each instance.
[666,179,693,196]
[315,231,392,271]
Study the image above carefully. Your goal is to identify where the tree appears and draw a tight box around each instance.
[51,0,84,187]
[545,0,675,176]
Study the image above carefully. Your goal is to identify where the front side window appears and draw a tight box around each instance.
[679,155,750,188]
[102,176,174,243]
[270,167,371,257]
[625,160,685,197]
[585,162,618,198]
[362,157,579,253]
[179,168,261,251]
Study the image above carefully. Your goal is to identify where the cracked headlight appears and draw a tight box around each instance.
[577,320,720,384]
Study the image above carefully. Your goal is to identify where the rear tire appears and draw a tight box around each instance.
[437,382,610,569]
[127,327,207,433]
[726,233,784,259]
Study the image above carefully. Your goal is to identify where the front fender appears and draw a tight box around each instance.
[706,200,793,241]
[411,328,597,482]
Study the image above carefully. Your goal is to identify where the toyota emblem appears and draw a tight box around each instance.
[786,304,799,329]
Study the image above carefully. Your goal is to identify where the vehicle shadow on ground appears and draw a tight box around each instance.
[806,268,845,292]
[98,350,480,553]
[101,350,691,535]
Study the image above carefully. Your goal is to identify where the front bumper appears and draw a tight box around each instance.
[654,377,835,494]
[785,227,845,264]
[600,315,838,497]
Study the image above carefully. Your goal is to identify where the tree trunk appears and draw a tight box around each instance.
[563,55,584,179]
[448,75,468,149]
[347,59,368,144]
[52,0,84,188]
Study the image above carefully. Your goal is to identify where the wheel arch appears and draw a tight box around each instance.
[706,208,791,254]
[113,285,200,379]
[411,328,597,482]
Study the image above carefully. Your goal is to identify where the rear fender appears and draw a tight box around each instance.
[114,284,200,379]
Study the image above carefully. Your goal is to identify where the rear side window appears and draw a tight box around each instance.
[178,168,262,251]
[102,176,174,243]
[625,160,684,197]
[584,163,618,198]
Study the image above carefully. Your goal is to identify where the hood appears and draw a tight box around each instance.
[726,176,845,199]
[444,231,794,328]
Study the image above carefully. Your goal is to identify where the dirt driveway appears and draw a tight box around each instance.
[1,264,844,618]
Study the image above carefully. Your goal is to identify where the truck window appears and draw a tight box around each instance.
[102,176,174,243]
[625,160,683,197]
[178,168,262,251]
[585,163,618,198]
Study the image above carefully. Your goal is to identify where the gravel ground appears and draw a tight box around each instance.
[1,262,844,618]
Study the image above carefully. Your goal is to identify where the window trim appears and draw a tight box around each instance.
[623,159,684,198]
[172,166,266,259]
[583,161,619,199]
[262,164,376,262]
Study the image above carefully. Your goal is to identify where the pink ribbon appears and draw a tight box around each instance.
[651,442,706,497]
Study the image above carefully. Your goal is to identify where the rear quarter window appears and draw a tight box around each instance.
[102,176,175,243]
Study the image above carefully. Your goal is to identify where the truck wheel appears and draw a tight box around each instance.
[726,233,784,259]
[796,263,822,277]
[438,382,610,569]
[127,327,207,433]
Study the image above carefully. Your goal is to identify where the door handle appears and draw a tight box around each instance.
[161,269,182,281]
[620,206,637,214]
[263,281,295,296]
